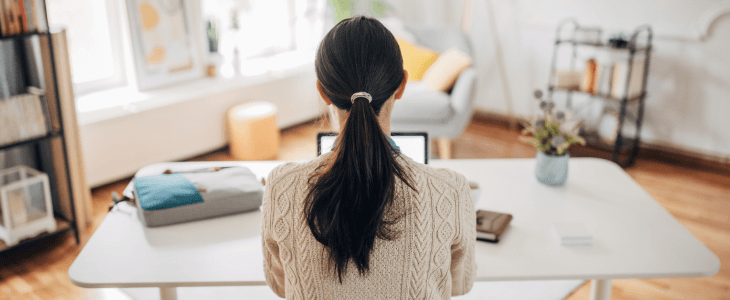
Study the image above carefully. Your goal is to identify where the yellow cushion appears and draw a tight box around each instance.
[396,38,439,81]
[422,48,473,92]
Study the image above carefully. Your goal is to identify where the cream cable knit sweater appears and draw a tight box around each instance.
[262,154,476,299]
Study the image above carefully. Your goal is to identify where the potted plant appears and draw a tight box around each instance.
[520,90,586,186]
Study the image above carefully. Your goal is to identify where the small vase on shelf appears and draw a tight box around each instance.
[535,151,569,186]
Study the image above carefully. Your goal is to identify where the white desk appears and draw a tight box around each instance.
[68,159,720,300]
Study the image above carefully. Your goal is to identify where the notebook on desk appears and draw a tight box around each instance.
[317,132,428,164]
[476,210,513,243]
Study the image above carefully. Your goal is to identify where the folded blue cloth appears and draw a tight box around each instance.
[134,174,204,211]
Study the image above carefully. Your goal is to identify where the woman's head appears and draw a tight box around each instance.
[306,16,415,283]
[316,16,407,119]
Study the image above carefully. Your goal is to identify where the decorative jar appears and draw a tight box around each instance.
[0,165,56,246]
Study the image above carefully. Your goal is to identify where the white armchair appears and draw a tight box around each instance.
[327,25,476,159]
[390,25,477,159]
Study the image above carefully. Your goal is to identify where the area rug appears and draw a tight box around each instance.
[86,280,585,300]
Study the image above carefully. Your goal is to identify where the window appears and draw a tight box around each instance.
[48,0,327,96]
[202,0,327,76]
[46,0,126,95]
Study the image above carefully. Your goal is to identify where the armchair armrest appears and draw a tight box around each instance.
[450,67,477,114]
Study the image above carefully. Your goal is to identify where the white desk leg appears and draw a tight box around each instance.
[160,287,177,300]
[590,279,612,300]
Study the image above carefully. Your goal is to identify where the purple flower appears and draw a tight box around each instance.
[539,101,555,111]
[551,135,565,147]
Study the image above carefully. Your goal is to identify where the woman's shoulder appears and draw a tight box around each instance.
[397,155,469,193]
[266,155,329,191]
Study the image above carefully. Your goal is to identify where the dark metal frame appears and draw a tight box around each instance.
[0,0,79,252]
[546,19,653,167]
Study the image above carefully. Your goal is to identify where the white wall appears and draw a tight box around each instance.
[80,0,730,186]
[390,0,730,160]
[80,71,322,187]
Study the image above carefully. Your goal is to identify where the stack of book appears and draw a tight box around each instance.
[0,0,47,36]
[0,91,47,147]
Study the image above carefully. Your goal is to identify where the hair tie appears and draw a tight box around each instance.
[350,92,372,103]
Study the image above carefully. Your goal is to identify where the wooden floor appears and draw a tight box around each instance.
[1,118,728,300]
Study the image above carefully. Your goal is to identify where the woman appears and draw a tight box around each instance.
[262,16,476,299]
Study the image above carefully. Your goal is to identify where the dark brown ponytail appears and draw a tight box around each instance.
[306,16,415,282]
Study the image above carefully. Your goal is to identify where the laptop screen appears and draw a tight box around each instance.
[317,132,428,164]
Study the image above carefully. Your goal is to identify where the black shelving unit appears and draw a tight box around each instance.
[545,19,653,167]
[0,1,79,252]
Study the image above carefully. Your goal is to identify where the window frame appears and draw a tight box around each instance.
[63,0,127,96]
[64,0,329,96]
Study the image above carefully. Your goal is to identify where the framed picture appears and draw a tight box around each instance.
[125,0,202,90]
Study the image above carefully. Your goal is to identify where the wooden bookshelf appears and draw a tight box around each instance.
[0,1,90,253]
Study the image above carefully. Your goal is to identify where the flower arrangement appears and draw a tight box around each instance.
[520,90,586,156]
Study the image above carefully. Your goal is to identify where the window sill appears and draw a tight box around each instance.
[76,51,316,126]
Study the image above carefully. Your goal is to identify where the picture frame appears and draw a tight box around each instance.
[125,0,202,90]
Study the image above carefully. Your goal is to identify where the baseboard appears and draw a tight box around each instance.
[471,109,730,174]
[471,110,519,130]
[637,143,730,174]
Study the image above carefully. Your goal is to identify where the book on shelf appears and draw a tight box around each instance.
[1,0,22,35]
[16,0,25,32]
[34,0,47,33]
[23,0,34,33]
[601,62,614,96]
[0,28,50,148]
[0,91,47,147]
[580,59,598,94]
[611,58,645,99]
[0,0,46,36]
[0,1,5,36]
[476,209,513,243]
[0,38,27,97]
[553,70,582,91]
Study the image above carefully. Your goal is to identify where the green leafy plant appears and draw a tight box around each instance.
[520,90,586,156]
[330,0,391,22]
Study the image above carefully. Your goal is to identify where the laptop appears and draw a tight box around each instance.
[317,132,428,164]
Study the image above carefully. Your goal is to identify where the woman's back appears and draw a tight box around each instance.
[261,15,475,299]
[262,154,476,299]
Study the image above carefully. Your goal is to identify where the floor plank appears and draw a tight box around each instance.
[0,118,728,300]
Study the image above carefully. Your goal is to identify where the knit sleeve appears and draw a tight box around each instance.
[450,174,477,296]
[262,168,286,298]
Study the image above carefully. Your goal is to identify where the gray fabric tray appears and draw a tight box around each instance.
[132,166,263,227]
